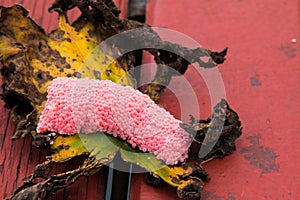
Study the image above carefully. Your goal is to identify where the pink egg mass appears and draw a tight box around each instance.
[37,77,192,165]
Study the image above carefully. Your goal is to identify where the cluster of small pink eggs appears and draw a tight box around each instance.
[37,78,192,165]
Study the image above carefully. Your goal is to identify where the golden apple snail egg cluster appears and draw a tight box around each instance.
[37,78,192,165]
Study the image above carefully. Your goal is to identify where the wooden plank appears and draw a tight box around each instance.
[0,0,130,198]
[133,0,300,199]
[0,0,118,199]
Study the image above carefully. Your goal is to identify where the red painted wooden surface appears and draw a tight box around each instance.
[0,0,299,200]
[0,1,127,199]
[132,0,300,199]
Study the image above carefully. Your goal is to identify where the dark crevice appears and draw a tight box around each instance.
[2,1,235,199]
[4,182,8,200]
[127,0,146,19]
[1,110,11,152]
[126,0,146,86]
[84,176,89,200]
[0,154,6,178]
[14,139,26,193]
[107,1,146,200]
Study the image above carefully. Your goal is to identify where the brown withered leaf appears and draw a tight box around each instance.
[0,1,227,145]
[0,1,241,200]
[49,0,228,101]
[0,4,134,145]
[11,98,241,200]
[180,99,242,163]
[146,99,242,199]
[10,157,108,200]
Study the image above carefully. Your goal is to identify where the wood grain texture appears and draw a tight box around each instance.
[4,0,298,200]
[0,0,127,199]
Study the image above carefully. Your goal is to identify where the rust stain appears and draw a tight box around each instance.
[250,72,262,86]
[228,192,236,200]
[202,191,223,200]
[240,134,280,174]
[279,44,299,59]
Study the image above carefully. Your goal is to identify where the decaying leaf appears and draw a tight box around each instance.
[0,1,227,145]
[181,99,242,162]
[51,133,120,163]
[46,98,241,200]
[50,134,88,162]
[51,132,208,199]
[0,1,241,200]
[11,157,107,200]
[0,4,134,145]
[145,99,242,199]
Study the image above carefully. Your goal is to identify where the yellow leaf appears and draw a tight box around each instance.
[51,133,121,163]
[51,134,88,162]
[1,5,204,196]
[119,141,207,193]
[0,37,23,60]
[155,165,194,187]
[0,5,134,138]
